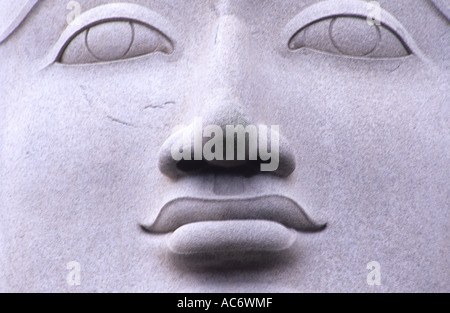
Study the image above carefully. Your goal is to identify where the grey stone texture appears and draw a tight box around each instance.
[0,0,448,292]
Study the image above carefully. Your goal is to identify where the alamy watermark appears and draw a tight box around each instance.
[66,1,82,26]
[367,261,381,286]
[170,118,280,172]
[66,261,81,286]
[367,1,382,26]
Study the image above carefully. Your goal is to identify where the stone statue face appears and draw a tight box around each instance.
[0,0,448,292]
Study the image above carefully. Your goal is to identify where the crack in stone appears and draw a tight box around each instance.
[106,115,136,128]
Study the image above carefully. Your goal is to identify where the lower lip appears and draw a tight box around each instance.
[167,220,297,260]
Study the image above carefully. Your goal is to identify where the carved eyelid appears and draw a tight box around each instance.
[281,0,426,60]
[42,3,179,68]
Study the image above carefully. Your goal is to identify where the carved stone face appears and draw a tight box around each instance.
[0,0,448,292]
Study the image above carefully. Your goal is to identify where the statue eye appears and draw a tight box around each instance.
[289,16,410,58]
[59,20,174,64]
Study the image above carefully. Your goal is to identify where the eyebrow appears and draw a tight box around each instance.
[0,0,39,43]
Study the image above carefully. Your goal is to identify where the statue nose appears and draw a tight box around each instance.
[157,15,296,179]
[157,119,296,179]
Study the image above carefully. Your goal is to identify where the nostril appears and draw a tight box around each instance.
[176,160,208,173]
[176,158,272,178]
[207,159,247,168]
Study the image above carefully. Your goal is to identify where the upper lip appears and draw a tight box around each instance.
[140,194,326,233]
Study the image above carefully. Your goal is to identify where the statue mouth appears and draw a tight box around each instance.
[140,195,326,261]
[141,195,325,233]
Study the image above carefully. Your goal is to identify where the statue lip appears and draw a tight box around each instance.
[140,194,326,234]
